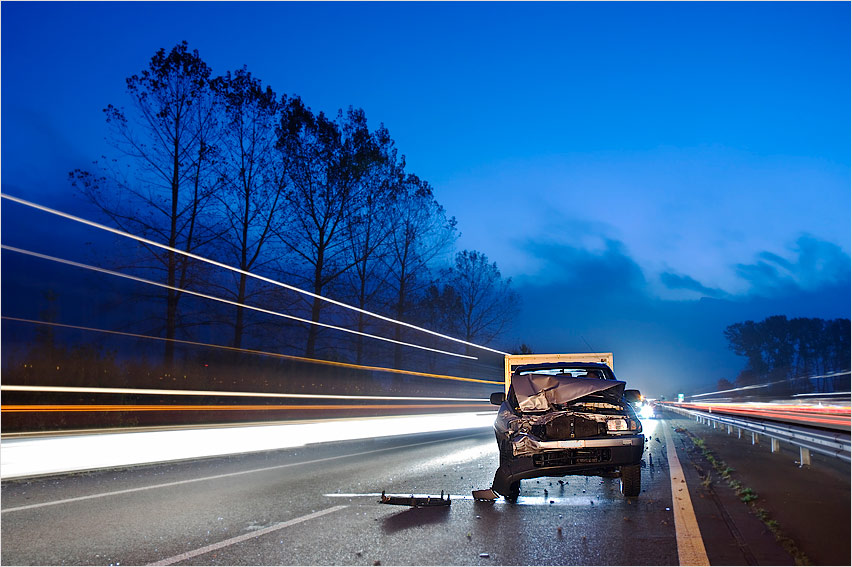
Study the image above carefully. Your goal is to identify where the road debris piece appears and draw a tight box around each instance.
[479,553,490,558]
[379,490,450,507]
[472,488,499,501]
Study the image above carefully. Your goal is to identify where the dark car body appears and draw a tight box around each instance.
[491,362,644,498]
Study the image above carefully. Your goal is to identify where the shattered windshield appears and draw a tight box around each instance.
[517,367,609,380]
[512,371,626,412]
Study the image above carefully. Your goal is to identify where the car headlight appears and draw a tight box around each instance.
[607,418,641,432]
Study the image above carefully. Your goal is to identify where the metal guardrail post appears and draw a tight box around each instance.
[662,404,851,464]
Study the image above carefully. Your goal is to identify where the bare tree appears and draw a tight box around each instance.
[275,102,383,356]
[445,250,520,347]
[210,67,286,350]
[384,175,457,367]
[341,126,405,362]
[70,41,218,367]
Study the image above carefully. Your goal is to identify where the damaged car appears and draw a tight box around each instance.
[489,362,644,499]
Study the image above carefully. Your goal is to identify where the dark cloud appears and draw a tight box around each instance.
[756,251,794,272]
[520,239,646,297]
[660,272,728,299]
[509,236,851,400]
[736,235,850,294]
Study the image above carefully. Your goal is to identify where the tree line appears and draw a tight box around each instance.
[69,41,519,369]
[721,315,850,394]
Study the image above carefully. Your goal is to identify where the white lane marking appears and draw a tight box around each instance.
[664,422,710,566]
[1,433,484,513]
[147,505,347,566]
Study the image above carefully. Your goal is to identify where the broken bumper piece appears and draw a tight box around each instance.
[471,488,499,501]
[492,436,644,497]
[379,490,450,507]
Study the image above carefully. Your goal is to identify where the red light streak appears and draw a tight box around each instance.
[679,402,850,428]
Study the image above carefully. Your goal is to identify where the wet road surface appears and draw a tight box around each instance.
[0,416,824,565]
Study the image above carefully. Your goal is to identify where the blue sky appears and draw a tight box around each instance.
[2,2,849,395]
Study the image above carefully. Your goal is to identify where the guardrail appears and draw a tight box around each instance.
[664,404,851,465]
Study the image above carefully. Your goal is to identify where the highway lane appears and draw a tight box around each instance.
[0,418,791,565]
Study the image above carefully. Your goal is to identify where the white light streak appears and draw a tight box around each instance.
[0,384,488,403]
[0,194,510,355]
[793,391,851,398]
[0,413,495,479]
[1,245,477,360]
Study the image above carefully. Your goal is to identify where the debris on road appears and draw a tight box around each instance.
[472,488,498,501]
[379,490,450,507]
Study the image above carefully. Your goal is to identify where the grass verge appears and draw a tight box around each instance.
[674,426,811,566]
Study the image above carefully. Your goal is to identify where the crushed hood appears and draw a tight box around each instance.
[512,373,626,411]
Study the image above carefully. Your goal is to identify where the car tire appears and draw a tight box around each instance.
[620,464,641,497]
[507,480,520,501]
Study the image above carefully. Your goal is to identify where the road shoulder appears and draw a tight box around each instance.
[664,414,796,565]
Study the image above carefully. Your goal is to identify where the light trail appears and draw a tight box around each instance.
[678,402,851,428]
[691,370,851,398]
[1,403,491,413]
[0,193,510,356]
[793,391,851,398]
[0,384,491,402]
[1,317,503,385]
[1,245,478,360]
[0,416,493,480]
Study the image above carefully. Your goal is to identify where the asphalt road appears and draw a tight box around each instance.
[0,417,811,566]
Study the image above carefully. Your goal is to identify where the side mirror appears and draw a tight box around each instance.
[624,389,642,404]
[490,392,506,405]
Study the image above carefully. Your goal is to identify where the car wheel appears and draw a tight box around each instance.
[506,480,520,501]
[620,464,641,497]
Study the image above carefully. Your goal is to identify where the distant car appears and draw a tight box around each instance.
[639,401,662,419]
[489,362,645,499]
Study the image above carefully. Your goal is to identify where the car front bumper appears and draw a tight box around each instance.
[492,434,644,496]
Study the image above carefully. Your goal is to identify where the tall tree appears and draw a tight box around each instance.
[384,175,457,367]
[70,41,218,367]
[724,315,850,392]
[341,126,403,362]
[723,320,768,378]
[444,250,520,347]
[210,67,285,350]
[275,103,383,356]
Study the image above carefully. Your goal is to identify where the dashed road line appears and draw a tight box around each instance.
[664,422,710,566]
[147,505,348,565]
